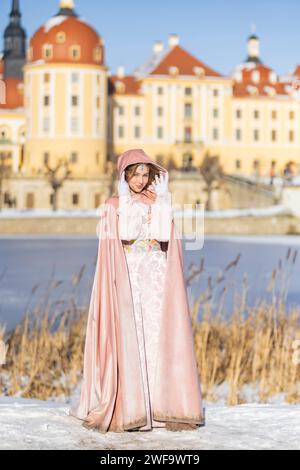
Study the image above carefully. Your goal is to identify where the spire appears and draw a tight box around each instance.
[8,0,21,25]
[3,0,26,79]
[245,25,262,64]
[56,0,78,17]
[248,23,258,40]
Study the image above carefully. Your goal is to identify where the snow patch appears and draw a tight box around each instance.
[0,205,292,219]
[43,16,68,33]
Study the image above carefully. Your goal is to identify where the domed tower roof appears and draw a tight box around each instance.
[28,1,105,66]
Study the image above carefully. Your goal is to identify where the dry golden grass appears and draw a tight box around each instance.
[0,246,299,405]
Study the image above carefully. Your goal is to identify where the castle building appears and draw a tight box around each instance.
[0,1,300,209]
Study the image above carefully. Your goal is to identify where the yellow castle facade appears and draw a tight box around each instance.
[0,1,300,209]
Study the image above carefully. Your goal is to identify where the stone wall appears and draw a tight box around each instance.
[1,214,299,236]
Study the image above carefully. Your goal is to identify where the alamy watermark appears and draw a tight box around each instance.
[95,196,205,251]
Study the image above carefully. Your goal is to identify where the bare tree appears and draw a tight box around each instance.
[0,153,12,212]
[44,159,72,211]
[200,153,223,211]
[166,156,178,171]
[105,159,118,198]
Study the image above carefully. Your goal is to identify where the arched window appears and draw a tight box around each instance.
[70,45,81,61]
[182,153,194,171]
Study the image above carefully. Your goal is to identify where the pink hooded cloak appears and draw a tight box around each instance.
[69,148,204,432]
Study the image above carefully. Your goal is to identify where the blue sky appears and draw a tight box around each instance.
[0,0,299,76]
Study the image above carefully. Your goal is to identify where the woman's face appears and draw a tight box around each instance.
[127,164,150,193]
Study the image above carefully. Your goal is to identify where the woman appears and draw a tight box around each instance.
[69,148,204,433]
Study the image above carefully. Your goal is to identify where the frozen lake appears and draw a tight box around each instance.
[0,235,300,332]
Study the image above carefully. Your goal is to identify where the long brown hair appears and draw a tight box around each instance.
[124,163,160,190]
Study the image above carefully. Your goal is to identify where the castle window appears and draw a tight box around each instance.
[43,152,50,166]
[94,46,102,63]
[271,110,277,119]
[96,118,101,132]
[289,130,295,142]
[71,95,79,107]
[70,45,81,61]
[212,128,219,140]
[235,159,241,169]
[157,106,163,117]
[70,152,78,163]
[254,109,260,119]
[236,109,242,119]
[44,95,50,106]
[157,127,163,139]
[96,96,101,108]
[212,108,219,119]
[71,72,79,83]
[271,130,277,142]
[118,106,124,116]
[134,126,141,138]
[235,129,242,141]
[212,88,219,97]
[184,103,192,118]
[184,126,192,142]
[185,87,192,96]
[118,126,124,138]
[289,110,295,120]
[134,106,140,116]
[71,117,79,133]
[72,194,79,205]
[157,87,164,95]
[44,73,51,83]
[43,44,53,60]
[0,128,8,140]
[56,31,66,44]
[43,117,50,132]
[254,129,260,141]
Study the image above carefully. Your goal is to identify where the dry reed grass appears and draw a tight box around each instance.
[0,246,299,405]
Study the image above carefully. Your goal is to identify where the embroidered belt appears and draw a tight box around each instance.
[122,239,162,253]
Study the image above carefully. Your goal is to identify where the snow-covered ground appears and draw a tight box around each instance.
[0,204,291,219]
[0,396,299,450]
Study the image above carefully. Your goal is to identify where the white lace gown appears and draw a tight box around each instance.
[118,194,172,430]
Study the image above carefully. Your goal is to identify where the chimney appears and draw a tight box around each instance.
[168,33,179,49]
[117,65,125,78]
[153,40,163,55]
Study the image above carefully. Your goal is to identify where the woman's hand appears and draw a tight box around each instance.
[117,171,130,197]
[151,171,169,197]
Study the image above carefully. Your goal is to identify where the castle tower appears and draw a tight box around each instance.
[3,0,27,79]
[23,0,108,179]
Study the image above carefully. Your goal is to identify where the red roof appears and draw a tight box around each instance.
[150,45,223,77]
[291,65,300,78]
[109,76,142,96]
[0,77,24,109]
[29,16,104,66]
[233,64,288,97]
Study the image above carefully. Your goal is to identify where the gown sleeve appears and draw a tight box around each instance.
[150,191,173,242]
[117,194,143,241]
